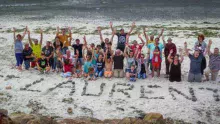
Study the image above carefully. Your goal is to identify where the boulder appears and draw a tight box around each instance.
[0,109,8,116]
[103,119,121,124]
[58,117,103,124]
[143,113,164,124]
[119,117,139,124]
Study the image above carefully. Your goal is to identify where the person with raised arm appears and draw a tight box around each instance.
[13,26,27,70]
[184,42,203,82]
[194,34,207,75]
[56,27,72,54]
[143,28,164,45]
[147,37,164,74]
[204,40,220,81]
[104,47,113,78]
[126,34,145,59]
[168,49,184,82]
[97,26,115,51]
[163,36,177,78]
[72,36,87,65]
[124,43,136,80]
[110,22,135,51]
[27,27,43,68]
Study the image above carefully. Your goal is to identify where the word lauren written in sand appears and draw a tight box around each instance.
[19,79,220,102]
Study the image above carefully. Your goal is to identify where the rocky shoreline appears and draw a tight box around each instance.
[0,109,192,124]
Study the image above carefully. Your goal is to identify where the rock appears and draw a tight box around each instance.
[1,116,13,124]
[67,107,73,114]
[143,113,164,124]
[119,117,138,124]
[5,86,12,90]
[11,113,35,124]
[0,109,8,116]
[103,119,121,124]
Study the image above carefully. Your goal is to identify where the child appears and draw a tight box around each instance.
[37,53,50,73]
[152,46,162,77]
[104,50,113,78]
[74,63,82,78]
[60,59,73,78]
[128,65,136,82]
[95,54,105,78]
[88,67,96,80]
[56,54,63,73]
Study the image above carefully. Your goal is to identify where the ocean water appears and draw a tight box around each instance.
[0,0,220,21]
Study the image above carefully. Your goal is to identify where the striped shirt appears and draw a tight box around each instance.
[209,54,220,71]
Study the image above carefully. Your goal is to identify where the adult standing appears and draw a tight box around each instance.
[110,22,135,52]
[97,25,114,51]
[13,27,27,70]
[163,36,177,77]
[144,28,164,45]
[194,34,207,75]
[27,28,43,68]
[56,27,72,54]
[205,40,220,81]
[185,42,203,82]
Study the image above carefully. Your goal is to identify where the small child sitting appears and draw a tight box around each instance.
[128,65,136,82]
[74,63,82,78]
[88,67,96,80]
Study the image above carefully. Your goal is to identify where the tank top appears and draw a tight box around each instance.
[14,40,23,53]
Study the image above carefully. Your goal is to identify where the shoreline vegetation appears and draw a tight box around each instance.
[1,22,220,37]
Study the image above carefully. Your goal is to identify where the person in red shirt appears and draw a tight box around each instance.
[60,59,73,78]
[126,34,145,59]
[152,46,162,77]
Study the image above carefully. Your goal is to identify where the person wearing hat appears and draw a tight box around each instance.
[56,26,72,54]
[13,27,27,71]
[110,22,135,52]
[184,42,203,82]
[27,28,43,68]
[163,36,177,78]
[37,52,50,73]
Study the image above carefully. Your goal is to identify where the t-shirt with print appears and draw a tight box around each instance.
[116,33,127,48]
[96,60,105,71]
[38,58,48,68]
[72,44,83,58]
[189,54,203,74]
[148,43,164,60]
[42,46,54,57]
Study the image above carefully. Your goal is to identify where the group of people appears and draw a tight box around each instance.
[13,22,220,82]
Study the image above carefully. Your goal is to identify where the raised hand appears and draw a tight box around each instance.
[131,22,135,27]
[12,27,16,32]
[162,35,165,41]
[138,33,142,39]
[97,27,101,32]
[40,28,43,34]
[208,39,212,45]
[143,27,148,32]
[83,35,86,41]
[170,49,173,54]
[179,48,183,53]
[110,22,113,27]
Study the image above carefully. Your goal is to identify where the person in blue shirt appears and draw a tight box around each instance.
[13,27,27,71]
[185,42,203,82]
